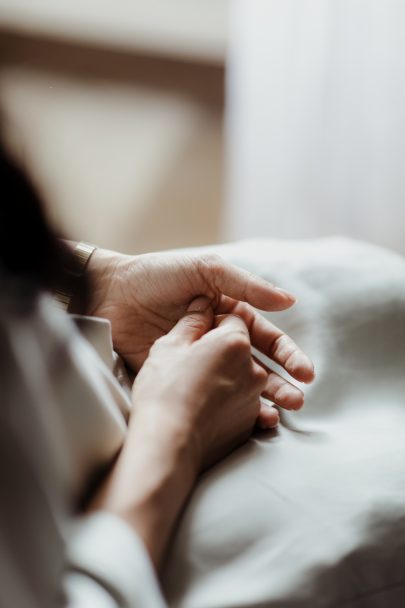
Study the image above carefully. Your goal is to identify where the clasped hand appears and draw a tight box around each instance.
[88,247,315,567]
[87,248,314,440]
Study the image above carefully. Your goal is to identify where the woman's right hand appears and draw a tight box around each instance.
[91,296,309,568]
[130,296,272,473]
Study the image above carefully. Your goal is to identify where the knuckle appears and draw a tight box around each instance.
[199,253,224,275]
[223,329,250,353]
[152,333,176,351]
[149,338,164,355]
[254,366,268,387]
[183,315,205,332]
[150,336,162,349]
[202,252,223,266]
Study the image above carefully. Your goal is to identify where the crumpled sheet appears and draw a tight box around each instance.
[162,237,405,608]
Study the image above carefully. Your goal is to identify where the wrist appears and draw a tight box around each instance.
[90,411,197,569]
[84,247,124,316]
[126,409,198,513]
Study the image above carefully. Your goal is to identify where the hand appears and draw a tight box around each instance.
[131,298,274,469]
[90,299,282,567]
[87,249,315,409]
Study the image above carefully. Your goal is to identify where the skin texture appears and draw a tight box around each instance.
[86,248,315,569]
[86,248,315,422]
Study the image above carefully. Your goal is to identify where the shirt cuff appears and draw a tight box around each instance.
[66,512,166,608]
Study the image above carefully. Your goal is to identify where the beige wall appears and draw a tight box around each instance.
[0,3,228,253]
[0,0,228,62]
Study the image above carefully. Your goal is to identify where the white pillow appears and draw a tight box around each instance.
[163,238,405,607]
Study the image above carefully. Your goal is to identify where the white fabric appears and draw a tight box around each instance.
[2,237,405,607]
[0,293,164,608]
[226,1,405,255]
[163,238,405,607]
[66,512,166,608]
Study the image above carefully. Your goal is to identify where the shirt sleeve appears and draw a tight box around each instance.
[65,512,167,608]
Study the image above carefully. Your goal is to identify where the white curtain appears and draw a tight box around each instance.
[225,0,405,254]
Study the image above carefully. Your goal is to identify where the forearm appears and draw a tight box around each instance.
[89,410,196,570]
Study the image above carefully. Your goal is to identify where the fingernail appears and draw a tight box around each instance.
[275,287,296,302]
[187,296,211,313]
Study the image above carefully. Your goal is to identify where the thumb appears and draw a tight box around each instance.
[169,296,213,344]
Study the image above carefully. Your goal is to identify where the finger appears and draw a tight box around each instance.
[257,400,280,430]
[253,356,305,410]
[200,313,251,351]
[252,310,315,383]
[218,297,315,383]
[199,255,296,312]
[212,313,250,333]
[168,296,213,344]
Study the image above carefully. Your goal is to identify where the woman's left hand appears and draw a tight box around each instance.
[86,248,315,402]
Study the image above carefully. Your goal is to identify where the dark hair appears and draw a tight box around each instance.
[0,142,74,293]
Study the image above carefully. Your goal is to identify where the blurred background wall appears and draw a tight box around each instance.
[0,0,228,253]
[1,1,404,255]
[226,0,405,254]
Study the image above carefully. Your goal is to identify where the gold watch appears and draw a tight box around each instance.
[55,242,97,311]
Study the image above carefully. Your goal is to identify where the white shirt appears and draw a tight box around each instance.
[0,281,166,608]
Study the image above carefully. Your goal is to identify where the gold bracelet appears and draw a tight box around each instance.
[55,242,97,311]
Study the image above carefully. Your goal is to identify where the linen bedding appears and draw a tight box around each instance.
[162,237,405,607]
